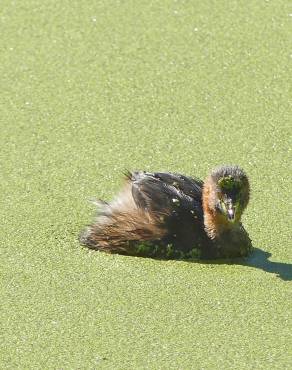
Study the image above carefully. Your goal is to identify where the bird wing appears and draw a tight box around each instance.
[128,171,203,216]
[151,172,203,202]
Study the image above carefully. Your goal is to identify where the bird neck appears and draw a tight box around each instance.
[202,179,236,239]
[203,208,235,239]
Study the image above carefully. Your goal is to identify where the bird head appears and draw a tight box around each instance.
[204,165,250,225]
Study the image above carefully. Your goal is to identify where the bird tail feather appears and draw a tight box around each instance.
[79,208,166,254]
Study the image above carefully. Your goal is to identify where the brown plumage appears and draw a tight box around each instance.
[80,165,252,259]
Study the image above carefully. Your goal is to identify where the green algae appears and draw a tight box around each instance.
[135,241,153,255]
[135,242,203,260]
[0,0,291,369]
[186,248,202,259]
[218,176,241,191]
[135,242,179,259]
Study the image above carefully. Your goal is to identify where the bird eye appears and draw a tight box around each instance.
[215,200,225,213]
[215,203,221,212]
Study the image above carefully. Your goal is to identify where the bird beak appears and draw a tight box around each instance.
[227,207,236,222]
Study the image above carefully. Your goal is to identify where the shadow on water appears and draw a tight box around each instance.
[240,248,292,281]
[87,244,292,281]
[198,248,292,282]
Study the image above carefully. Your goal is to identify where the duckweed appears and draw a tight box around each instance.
[1,0,290,369]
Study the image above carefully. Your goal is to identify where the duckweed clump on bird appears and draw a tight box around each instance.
[218,176,241,190]
[134,241,202,260]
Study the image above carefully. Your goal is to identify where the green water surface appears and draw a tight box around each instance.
[1,1,291,368]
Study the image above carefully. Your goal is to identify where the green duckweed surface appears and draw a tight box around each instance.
[1,1,291,368]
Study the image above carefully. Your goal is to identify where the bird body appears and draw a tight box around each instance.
[80,165,252,259]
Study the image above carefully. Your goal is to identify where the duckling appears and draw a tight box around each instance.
[80,165,252,259]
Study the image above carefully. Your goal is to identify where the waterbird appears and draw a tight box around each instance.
[80,165,252,259]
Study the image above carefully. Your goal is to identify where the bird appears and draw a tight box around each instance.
[79,165,252,259]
